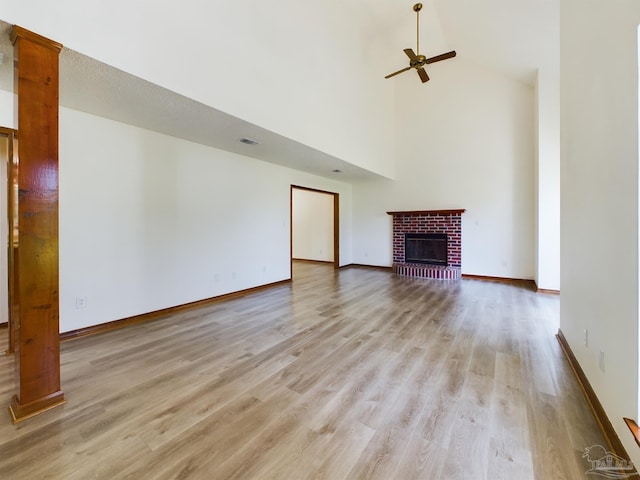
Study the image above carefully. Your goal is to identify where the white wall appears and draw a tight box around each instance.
[560,0,640,464]
[535,68,561,292]
[292,189,334,262]
[58,107,352,333]
[353,59,536,279]
[0,89,14,128]
[0,2,395,179]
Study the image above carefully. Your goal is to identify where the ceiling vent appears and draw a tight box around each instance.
[239,137,260,146]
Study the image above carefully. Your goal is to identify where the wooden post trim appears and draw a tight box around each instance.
[8,25,65,423]
[10,26,62,52]
[9,391,65,424]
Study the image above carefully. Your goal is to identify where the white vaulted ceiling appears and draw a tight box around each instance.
[435,0,559,84]
[0,1,558,181]
[354,0,558,85]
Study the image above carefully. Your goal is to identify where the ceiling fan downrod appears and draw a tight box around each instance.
[414,3,422,56]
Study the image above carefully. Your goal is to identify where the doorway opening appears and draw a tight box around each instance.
[0,127,17,354]
[290,185,339,279]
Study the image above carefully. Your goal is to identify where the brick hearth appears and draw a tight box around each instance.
[387,209,465,280]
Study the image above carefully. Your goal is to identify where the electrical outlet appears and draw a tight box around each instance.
[599,351,605,372]
[583,329,589,347]
[75,296,87,309]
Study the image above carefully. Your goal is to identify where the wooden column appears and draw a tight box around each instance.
[8,26,64,423]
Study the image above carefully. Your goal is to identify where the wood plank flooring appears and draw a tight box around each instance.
[0,262,607,479]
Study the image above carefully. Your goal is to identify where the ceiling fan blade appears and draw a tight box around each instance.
[417,68,430,83]
[425,50,456,64]
[404,48,419,61]
[385,66,412,79]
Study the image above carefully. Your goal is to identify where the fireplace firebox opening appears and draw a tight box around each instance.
[405,233,448,266]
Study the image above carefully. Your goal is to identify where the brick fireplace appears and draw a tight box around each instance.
[387,209,465,280]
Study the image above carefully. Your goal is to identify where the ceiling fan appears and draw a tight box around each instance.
[385,3,456,83]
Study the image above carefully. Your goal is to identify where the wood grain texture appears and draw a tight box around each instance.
[60,279,291,341]
[0,262,609,478]
[624,418,640,448]
[9,25,64,422]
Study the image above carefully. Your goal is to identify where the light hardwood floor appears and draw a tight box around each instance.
[0,262,609,479]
